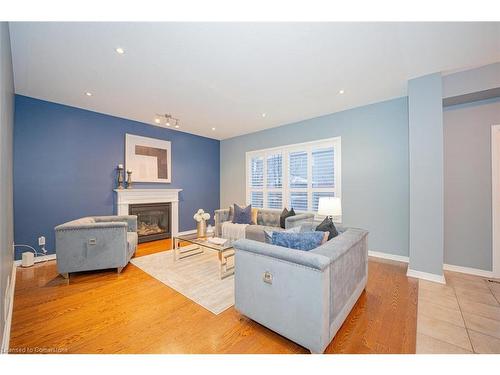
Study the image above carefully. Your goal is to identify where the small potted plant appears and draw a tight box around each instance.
[193,209,211,237]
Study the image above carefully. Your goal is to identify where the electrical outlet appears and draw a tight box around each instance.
[38,236,46,246]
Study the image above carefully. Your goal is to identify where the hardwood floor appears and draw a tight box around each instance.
[9,240,417,354]
[134,238,172,258]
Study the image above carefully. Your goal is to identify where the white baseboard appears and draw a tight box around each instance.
[1,263,17,354]
[13,253,56,267]
[368,250,409,263]
[443,263,497,279]
[407,268,446,284]
[368,250,498,280]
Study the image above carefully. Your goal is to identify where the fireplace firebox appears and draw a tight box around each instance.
[129,202,171,243]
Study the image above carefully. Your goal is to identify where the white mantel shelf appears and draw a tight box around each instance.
[114,188,183,237]
[114,188,182,203]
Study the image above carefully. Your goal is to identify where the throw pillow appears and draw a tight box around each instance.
[271,231,325,251]
[232,204,252,224]
[228,205,234,222]
[280,207,296,229]
[320,231,329,245]
[315,217,339,241]
[264,226,301,244]
[251,208,258,225]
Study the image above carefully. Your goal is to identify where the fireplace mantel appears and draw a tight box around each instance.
[114,188,182,237]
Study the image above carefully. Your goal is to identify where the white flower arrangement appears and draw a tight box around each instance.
[193,209,210,222]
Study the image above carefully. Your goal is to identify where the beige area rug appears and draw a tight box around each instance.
[130,250,234,315]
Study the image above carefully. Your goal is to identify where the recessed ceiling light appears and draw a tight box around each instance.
[85,92,92,97]
[154,118,161,124]
[339,89,345,94]
[115,47,125,55]
[211,127,216,131]
[261,113,267,117]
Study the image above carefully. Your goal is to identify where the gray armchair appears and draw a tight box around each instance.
[233,226,368,353]
[55,215,138,278]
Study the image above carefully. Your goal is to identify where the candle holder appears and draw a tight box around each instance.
[126,170,133,189]
[117,165,124,189]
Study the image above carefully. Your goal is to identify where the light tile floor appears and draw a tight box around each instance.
[416,270,500,354]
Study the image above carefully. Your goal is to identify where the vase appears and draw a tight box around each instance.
[197,220,207,238]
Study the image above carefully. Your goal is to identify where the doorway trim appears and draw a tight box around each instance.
[491,125,500,278]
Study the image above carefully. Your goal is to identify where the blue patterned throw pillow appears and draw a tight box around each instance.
[232,204,252,224]
[271,231,325,251]
[264,226,301,244]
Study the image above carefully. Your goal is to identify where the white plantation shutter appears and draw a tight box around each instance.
[289,151,308,188]
[290,192,308,211]
[267,192,282,209]
[266,153,282,188]
[250,191,263,208]
[246,138,341,216]
[250,156,263,188]
[312,147,335,188]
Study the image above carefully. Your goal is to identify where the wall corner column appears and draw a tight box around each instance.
[408,73,445,283]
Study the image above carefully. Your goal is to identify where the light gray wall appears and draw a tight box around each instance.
[221,97,409,257]
[443,62,500,99]
[408,73,444,276]
[444,97,500,271]
[0,22,15,348]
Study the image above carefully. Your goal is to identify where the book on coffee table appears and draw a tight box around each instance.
[207,237,227,246]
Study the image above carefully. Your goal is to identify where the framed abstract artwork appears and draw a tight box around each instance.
[125,134,172,183]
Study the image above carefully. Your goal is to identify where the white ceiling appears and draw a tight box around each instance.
[9,22,500,140]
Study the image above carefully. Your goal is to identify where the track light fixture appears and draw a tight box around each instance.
[154,113,181,129]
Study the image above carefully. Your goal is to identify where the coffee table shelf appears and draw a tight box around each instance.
[173,233,235,279]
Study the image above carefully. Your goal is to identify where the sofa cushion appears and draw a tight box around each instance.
[232,204,252,224]
[257,210,281,227]
[280,208,295,229]
[245,225,284,243]
[71,217,96,226]
[271,231,325,251]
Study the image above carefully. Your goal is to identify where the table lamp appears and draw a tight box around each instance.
[318,197,342,223]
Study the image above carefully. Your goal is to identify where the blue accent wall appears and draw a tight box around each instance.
[13,95,220,259]
[220,97,409,257]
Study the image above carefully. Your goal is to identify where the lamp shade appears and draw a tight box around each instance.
[317,197,342,217]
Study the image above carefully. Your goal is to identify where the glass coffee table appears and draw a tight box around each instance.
[173,233,235,279]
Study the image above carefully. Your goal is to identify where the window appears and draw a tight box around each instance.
[246,137,341,214]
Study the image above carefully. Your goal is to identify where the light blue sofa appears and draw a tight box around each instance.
[233,223,368,353]
[214,207,315,242]
[55,215,138,278]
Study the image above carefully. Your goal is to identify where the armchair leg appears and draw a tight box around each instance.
[117,267,124,274]
[61,273,69,279]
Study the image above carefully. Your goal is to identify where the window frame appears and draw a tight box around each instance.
[245,137,342,220]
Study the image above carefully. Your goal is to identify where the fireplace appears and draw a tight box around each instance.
[114,188,181,240]
[129,202,171,243]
